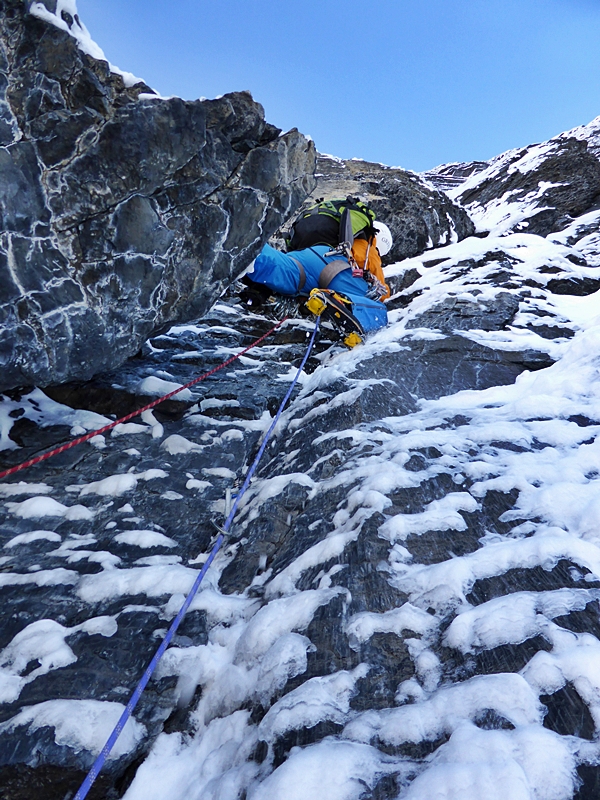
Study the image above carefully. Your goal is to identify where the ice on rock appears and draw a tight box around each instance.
[265,529,359,598]
[157,634,311,712]
[391,531,600,611]
[137,469,169,481]
[200,398,241,412]
[0,699,145,759]
[155,589,348,736]
[111,422,151,437]
[248,739,400,800]
[185,478,212,492]
[221,428,244,441]
[4,530,62,548]
[7,117,600,799]
[114,530,178,548]
[5,496,94,520]
[185,588,261,626]
[445,589,600,653]
[234,589,345,663]
[162,434,204,455]
[0,568,78,589]
[258,665,369,742]
[76,473,138,497]
[346,603,438,646]
[343,673,543,746]
[77,563,201,603]
[0,482,52,497]
[202,467,236,480]
[135,555,181,566]
[522,625,600,730]
[379,492,479,542]
[0,617,117,703]
[401,723,577,800]
[136,376,193,401]
[253,632,313,704]
[122,711,260,800]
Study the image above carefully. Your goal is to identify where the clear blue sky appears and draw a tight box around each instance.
[78,0,600,172]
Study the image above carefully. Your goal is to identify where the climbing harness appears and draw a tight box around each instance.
[72,317,320,800]
[0,319,289,482]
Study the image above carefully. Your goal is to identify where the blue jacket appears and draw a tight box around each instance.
[249,244,387,333]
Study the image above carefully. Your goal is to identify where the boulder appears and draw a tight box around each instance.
[0,0,316,392]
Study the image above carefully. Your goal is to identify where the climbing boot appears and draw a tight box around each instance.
[305,288,364,348]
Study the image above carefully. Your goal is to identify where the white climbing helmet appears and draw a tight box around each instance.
[373,221,393,256]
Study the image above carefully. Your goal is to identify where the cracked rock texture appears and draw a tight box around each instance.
[4,4,600,799]
[0,0,315,393]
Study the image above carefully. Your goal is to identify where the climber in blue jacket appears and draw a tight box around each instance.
[241,201,394,347]
[249,243,387,333]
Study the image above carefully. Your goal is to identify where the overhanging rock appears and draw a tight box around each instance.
[0,0,316,392]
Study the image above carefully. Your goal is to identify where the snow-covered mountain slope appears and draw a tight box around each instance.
[27,0,142,86]
[443,117,600,241]
[3,13,600,799]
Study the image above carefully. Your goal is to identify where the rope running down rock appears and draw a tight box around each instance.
[0,318,289,482]
[72,317,320,800]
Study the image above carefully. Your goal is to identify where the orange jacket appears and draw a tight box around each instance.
[351,238,391,300]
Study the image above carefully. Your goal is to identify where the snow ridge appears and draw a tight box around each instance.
[28,0,144,87]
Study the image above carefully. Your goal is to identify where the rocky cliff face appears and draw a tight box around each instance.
[275,154,475,266]
[0,0,315,393]
[2,5,600,799]
[430,117,600,241]
[2,117,600,799]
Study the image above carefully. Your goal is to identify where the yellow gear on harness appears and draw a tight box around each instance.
[305,290,328,317]
[305,289,364,349]
[343,331,362,349]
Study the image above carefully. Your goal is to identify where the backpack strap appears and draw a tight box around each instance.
[306,246,352,289]
[289,255,307,293]
[318,259,351,289]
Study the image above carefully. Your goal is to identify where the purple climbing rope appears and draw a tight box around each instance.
[73,317,319,800]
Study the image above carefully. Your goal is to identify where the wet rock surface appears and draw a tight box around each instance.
[2,189,600,797]
[0,0,315,392]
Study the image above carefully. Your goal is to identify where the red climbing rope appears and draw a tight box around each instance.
[0,318,289,481]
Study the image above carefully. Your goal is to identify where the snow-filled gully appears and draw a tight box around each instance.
[4,154,600,797]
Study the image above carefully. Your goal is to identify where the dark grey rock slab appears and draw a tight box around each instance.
[275,154,475,265]
[0,0,316,392]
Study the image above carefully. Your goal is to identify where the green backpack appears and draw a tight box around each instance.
[286,197,377,252]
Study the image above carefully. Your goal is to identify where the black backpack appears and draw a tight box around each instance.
[286,197,377,252]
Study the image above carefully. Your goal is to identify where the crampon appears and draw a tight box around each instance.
[305,288,364,348]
